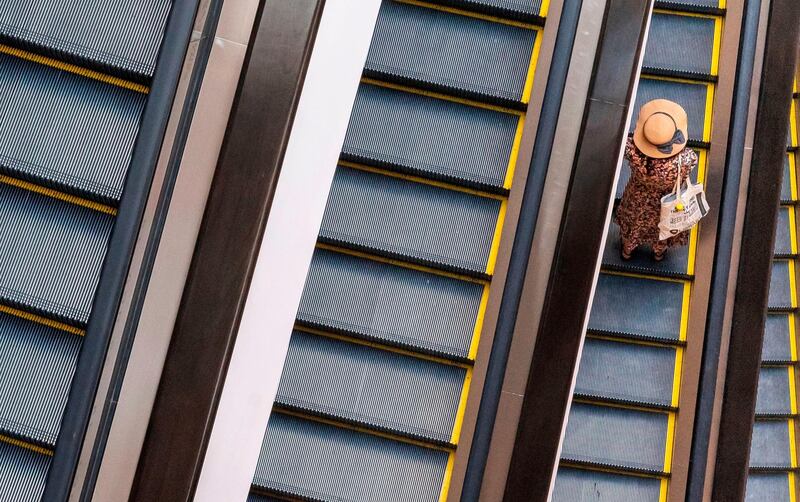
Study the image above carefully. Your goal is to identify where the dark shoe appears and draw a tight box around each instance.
[653,250,666,262]
[620,241,632,261]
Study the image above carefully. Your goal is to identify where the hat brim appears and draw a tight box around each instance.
[633,99,689,159]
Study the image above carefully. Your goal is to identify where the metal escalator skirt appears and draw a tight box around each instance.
[561,403,669,473]
[320,166,500,274]
[762,314,793,362]
[276,330,465,443]
[746,473,792,502]
[575,338,675,407]
[633,78,709,144]
[342,83,519,190]
[0,183,114,325]
[588,274,684,342]
[0,313,80,447]
[768,261,793,310]
[297,249,482,359]
[755,367,792,416]
[0,441,50,502]
[0,0,172,78]
[0,54,145,204]
[644,12,715,78]
[253,413,449,502]
[749,420,792,469]
[553,467,661,502]
[366,0,536,102]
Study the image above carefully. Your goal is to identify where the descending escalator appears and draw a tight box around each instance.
[0,2,171,499]
[745,83,800,502]
[553,2,724,500]
[248,0,547,500]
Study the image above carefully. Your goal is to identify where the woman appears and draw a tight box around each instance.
[617,99,698,261]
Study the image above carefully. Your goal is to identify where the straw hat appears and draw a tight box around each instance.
[633,99,688,159]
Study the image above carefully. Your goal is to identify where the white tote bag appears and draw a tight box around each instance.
[658,158,710,241]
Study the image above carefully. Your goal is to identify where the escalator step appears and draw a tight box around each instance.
[774,207,794,256]
[755,367,793,417]
[0,313,80,447]
[248,494,287,502]
[297,249,483,360]
[0,441,49,502]
[575,338,676,408]
[0,54,146,204]
[782,155,795,203]
[320,166,500,275]
[644,12,716,79]
[561,403,669,474]
[762,314,793,363]
[588,274,684,343]
[655,0,722,12]
[426,0,544,21]
[366,0,537,105]
[602,221,690,278]
[0,0,171,79]
[749,420,792,470]
[553,467,661,502]
[746,473,792,502]
[275,330,466,444]
[0,183,113,325]
[768,261,794,311]
[253,413,448,502]
[342,83,519,191]
[633,78,710,145]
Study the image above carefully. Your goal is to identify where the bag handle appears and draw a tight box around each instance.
[672,155,685,209]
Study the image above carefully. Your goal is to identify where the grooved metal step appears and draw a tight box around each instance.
[297,249,483,360]
[749,420,793,470]
[0,54,146,204]
[0,313,80,448]
[319,166,501,275]
[768,261,794,311]
[0,0,171,81]
[0,183,113,325]
[425,0,545,22]
[553,467,662,502]
[0,441,50,502]
[755,367,794,417]
[342,83,519,191]
[365,0,537,105]
[761,314,794,364]
[253,413,449,502]
[644,12,716,80]
[602,221,691,278]
[746,473,792,502]
[775,207,794,257]
[275,330,465,444]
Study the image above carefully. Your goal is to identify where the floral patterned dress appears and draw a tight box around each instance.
[616,137,698,255]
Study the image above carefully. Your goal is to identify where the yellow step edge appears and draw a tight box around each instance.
[273,407,454,453]
[0,175,117,216]
[316,242,489,285]
[438,452,456,502]
[0,433,53,457]
[572,397,674,415]
[559,461,668,480]
[586,333,682,349]
[450,367,473,444]
[395,0,540,30]
[653,8,723,20]
[0,304,84,337]
[601,269,688,284]
[0,44,148,94]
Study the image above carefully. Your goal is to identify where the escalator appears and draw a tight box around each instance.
[247,0,547,500]
[745,83,800,501]
[0,2,171,499]
[553,2,724,500]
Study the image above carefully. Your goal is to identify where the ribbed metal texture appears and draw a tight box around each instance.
[768,261,793,310]
[603,221,690,277]
[575,338,675,407]
[430,0,543,18]
[0,441,50,502]
[0,54,145,204]
[297,249,482,359]
[342,84,518,190]
[561,403,668,473]
[0,183,114,325]
[275,330,465,443]
[656,0,721,9]
[644,12,715,78]
[749,420,792,469]
[253,413,448,502]
[365,1,535,103]
[588,274,684,341]
[320,167,500,274]
[762,314,792,362]
[0,313,80,446]
[633,78,709,144]
[553,467,662,502]
[774,207,792,256]
[755,367,791,416]
[782,156,793,202]
[247,494,284,502]
[746,473,791,502]
[1,0,171,78]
